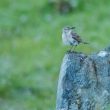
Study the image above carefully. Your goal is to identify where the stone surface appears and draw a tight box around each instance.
[56,47,110,110]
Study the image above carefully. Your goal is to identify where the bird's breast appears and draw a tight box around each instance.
[62,33,70,45]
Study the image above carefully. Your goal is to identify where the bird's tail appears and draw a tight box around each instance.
[81,41,89,44]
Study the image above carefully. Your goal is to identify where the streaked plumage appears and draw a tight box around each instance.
[62,26,87,46]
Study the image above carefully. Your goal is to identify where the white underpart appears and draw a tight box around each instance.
[62,32,70,45]
[62,31,78,46]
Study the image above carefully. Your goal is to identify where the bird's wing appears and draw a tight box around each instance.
[71,32,82,43]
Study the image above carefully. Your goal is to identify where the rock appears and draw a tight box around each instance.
[56,47,110,110]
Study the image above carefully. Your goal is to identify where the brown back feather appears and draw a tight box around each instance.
[71,32,82,43]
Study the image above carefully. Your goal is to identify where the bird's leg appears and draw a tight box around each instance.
[73,45,77,51]
[69,45,77,52]
[69,46,75,52]
[69,46,73,52]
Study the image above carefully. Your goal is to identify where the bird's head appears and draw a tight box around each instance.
[62,26,75,34]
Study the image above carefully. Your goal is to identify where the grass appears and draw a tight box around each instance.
[0,0,110,110]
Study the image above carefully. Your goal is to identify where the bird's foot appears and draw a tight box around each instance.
[67,50,75,53]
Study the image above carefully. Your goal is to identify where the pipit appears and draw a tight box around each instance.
[62,26,88,51]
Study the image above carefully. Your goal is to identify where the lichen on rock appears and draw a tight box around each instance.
[56,47,110,110]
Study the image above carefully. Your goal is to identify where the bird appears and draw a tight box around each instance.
[62,26,88,51]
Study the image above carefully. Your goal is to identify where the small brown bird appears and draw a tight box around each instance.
[62,26,88,51]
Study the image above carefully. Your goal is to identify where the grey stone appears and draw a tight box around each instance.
[56,47,110,110]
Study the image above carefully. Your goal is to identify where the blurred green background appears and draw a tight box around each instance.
[0,0,110,110]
